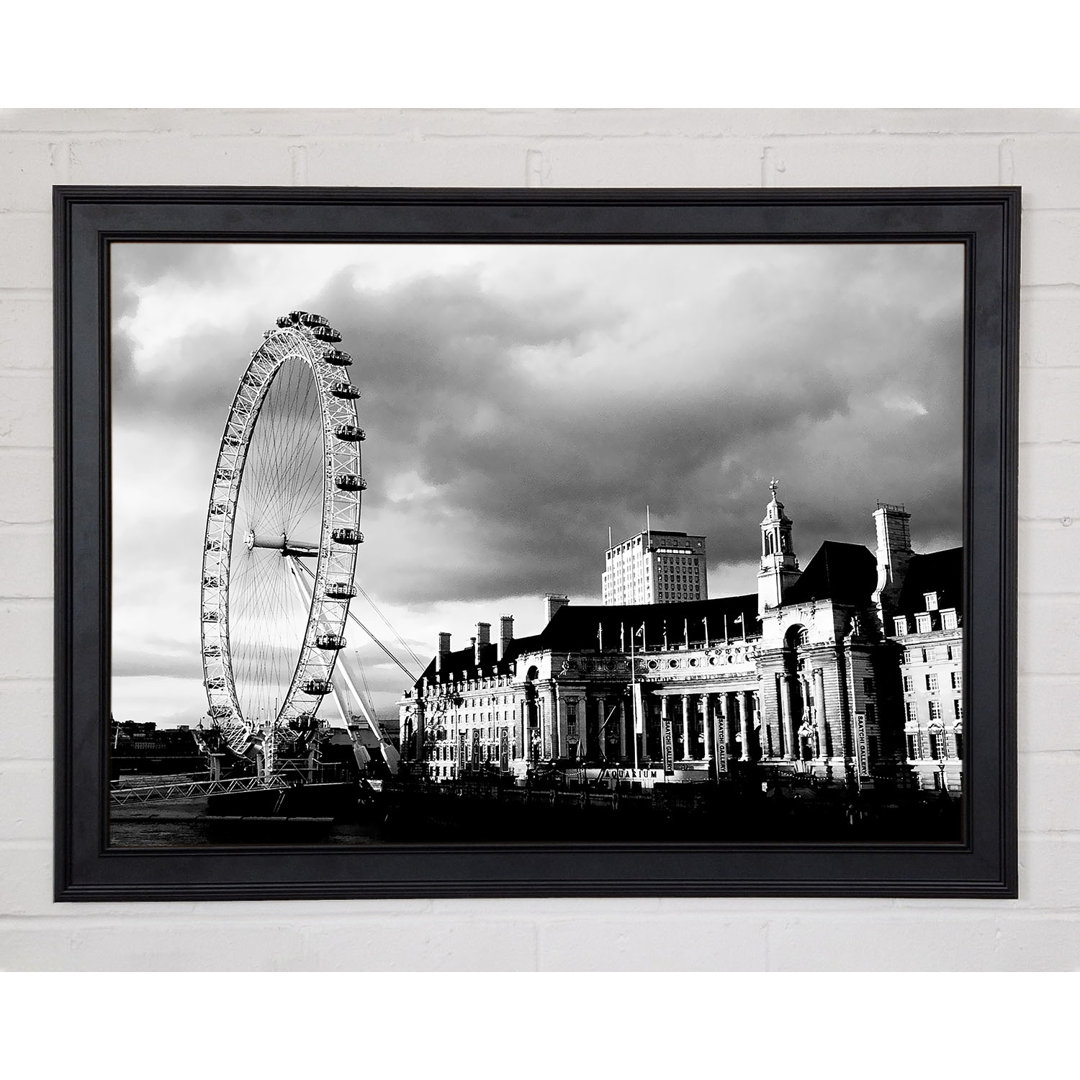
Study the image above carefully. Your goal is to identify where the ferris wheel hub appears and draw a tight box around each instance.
[243,530,319,557]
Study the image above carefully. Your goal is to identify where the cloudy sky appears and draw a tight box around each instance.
[111,241,964,726]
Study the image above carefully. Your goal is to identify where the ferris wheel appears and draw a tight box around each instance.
[199,311,366,773]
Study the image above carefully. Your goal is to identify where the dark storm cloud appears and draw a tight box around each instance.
[294,244,964,606]
[112,244,246,392]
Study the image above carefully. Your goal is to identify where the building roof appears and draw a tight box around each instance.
[895,547,963,617]
[783,541,878,607]
[413,594,759,689]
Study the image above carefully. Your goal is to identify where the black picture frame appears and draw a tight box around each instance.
[54,186,1019,900]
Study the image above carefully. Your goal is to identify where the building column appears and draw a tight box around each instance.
[717,693,730,773]
[518,700,527,765]
[813,667,828,759]
[661,695,670,763]
[640,691,650,762]
[618,698,628,761]
[681,694,691,760]
[598,695,610,760]
[737,692,751,761]
[722,692,734,766]
[703,693,714,762]
[552,686,563,760]
[742,690,756,761]
[780,674,796,759]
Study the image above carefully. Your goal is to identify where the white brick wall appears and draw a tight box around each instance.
[2,108,1078,971]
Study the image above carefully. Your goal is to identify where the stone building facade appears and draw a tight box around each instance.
[399,489,963,794]
[890,547,965,793]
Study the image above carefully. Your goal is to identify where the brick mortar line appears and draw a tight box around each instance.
[1,910,1074,927]
[6,126,1078,140]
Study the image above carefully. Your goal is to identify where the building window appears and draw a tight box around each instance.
[924,591,939,611]
[951,671,962,690]
[893,617,908,636]
[955,731,964,759]
[925,674,938,692]
[916,613,932,633]
[929,730,943,759]
[954,699,963,720]
[863,677,875,695]
[906,734,920,760]
[905,702,918,724]
[865,703,876,723]
[942,609,958,631]
[903,675,914,693]
[929,701,942,722]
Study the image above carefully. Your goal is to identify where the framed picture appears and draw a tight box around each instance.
[54,186,1018,899]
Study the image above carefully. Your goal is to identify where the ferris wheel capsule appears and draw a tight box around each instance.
[332,527,364,545]
[334,424,365,442]
[329,380,361,400]
[325,581,357,600]
[335,474,367,492]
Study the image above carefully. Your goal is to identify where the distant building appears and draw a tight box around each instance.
[602,527,707,605]
[399,487,962,795]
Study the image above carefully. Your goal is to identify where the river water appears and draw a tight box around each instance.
[109,799,379,847]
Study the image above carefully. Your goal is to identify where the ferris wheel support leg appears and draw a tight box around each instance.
[288,558,375,773]
[331,646,401,776]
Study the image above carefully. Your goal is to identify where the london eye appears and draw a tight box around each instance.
[199,311,367,775]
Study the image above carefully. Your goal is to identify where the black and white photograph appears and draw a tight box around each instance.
[108,239,965,847]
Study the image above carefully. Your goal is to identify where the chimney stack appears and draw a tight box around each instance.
[435,631,451,676]
[498,615,514,661]
[544,593,569,623]
[872,503,914,619]
[475,622,491,666]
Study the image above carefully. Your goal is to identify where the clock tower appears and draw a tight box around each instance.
[758,478,802,617]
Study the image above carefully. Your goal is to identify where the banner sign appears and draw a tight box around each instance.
[458,730,467,775]
[661,717,675,775]
[499,728,509,771]
[855,712,868,776]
